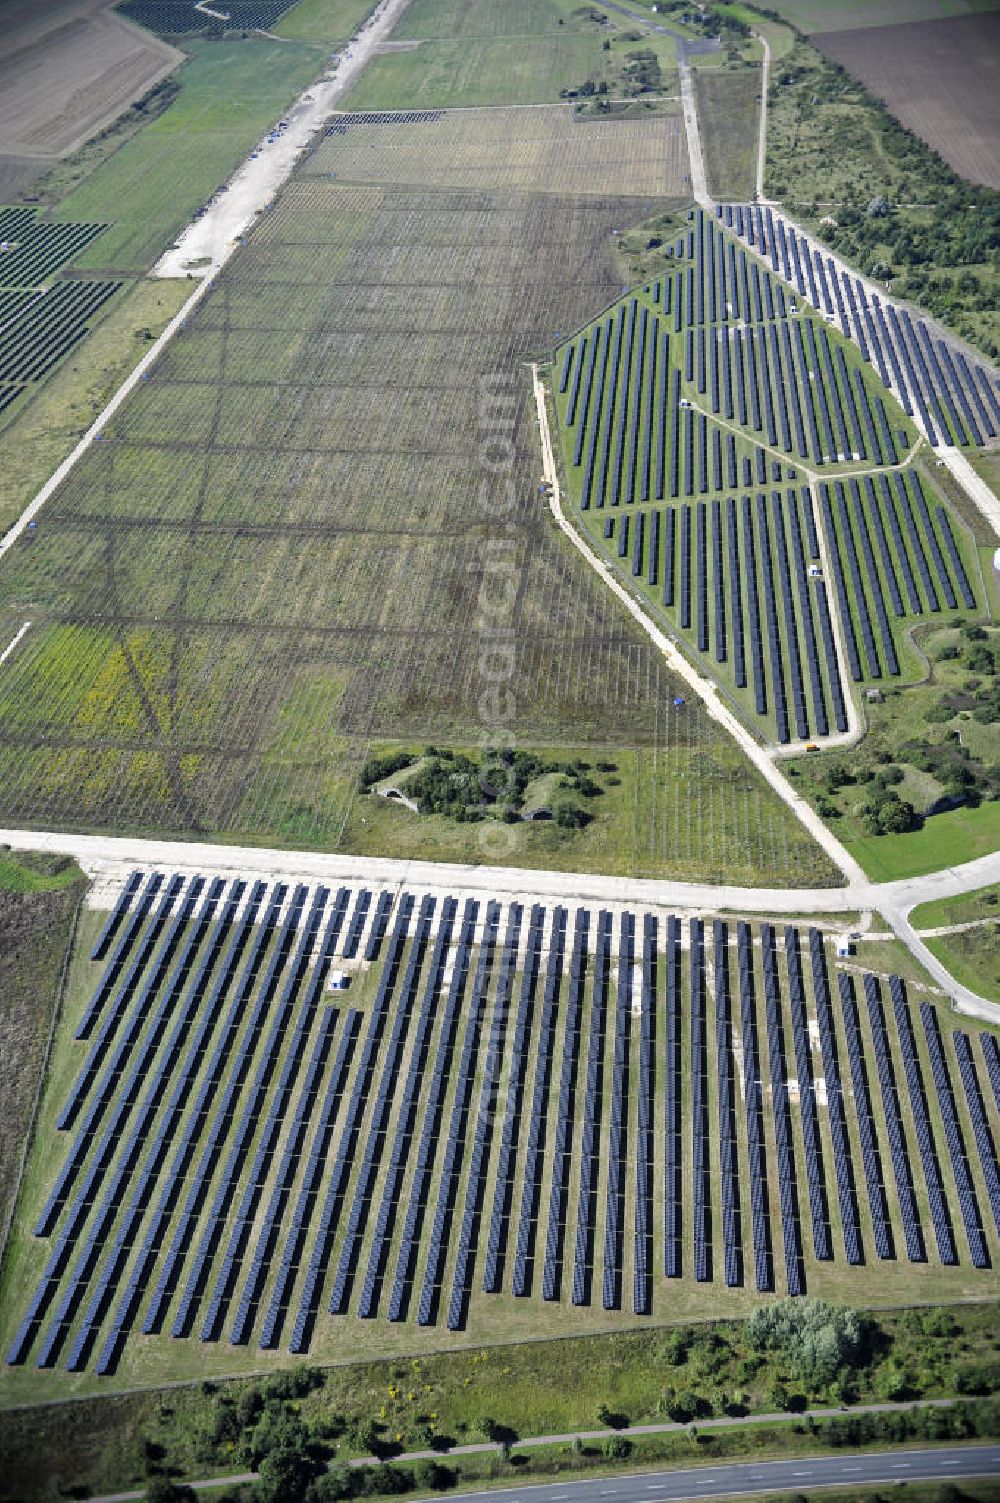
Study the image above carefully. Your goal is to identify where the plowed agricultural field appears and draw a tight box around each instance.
[0,106,833,884]
[817,12,1000,189]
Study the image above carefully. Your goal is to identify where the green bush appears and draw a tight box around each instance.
[359,751,415,791]
[745,1299,864,1390]
[953,1359,1000,1396]
[554,799,591,829]
[412,1460,456,1491]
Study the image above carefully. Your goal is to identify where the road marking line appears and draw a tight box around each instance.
[0,620,30,667]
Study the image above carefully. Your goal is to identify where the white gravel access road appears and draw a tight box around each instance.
[755,32,770,203]
[2,823,999,921]
[153,0,411,278]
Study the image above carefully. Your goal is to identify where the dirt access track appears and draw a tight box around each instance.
[0,0,182,164]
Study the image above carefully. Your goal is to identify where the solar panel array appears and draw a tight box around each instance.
[555,206,983,746]
[560,207,918,515]
[0,209,117,422]
[820,471,978,686]
[719,203,1000,449]
[864,975,925,1263]
[119,0,301,33]
[605,487,850,744]
[8,880,998,1374]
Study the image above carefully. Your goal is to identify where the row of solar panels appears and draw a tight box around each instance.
[652,212,792,330]
[741,924,774,1293]
[820,471,976,685]
[759,926,805,1296]
[608,491,846,742]
[715,922,745,1289]
[10,887,1000,1372]
[720,203,1000,450]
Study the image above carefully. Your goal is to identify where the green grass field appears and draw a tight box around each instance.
[342,33,609,110]
[3,1297,1000,1499]
[844,801,1000,882]
[693,66,761,201]
[910,881,1000,1004]
[912,883,1000,929]
[0,852,86,895]
[53,38,333,272]
[924,928,1000,1005]
[343,0,682,110]
[275,0,378,41]
[342,738,835,888]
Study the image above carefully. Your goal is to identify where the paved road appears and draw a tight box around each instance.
[882,899,1000,1024]
[5,825,1000,922]
[422,1447,1000,1503]
[87,1445,1000,1503]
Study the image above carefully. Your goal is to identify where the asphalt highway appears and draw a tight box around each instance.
[411,1446,1000,1503]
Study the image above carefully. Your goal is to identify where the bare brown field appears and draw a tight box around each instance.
[816,12,1000,188]
[766,0,1000,32]
[0,0,181,166]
